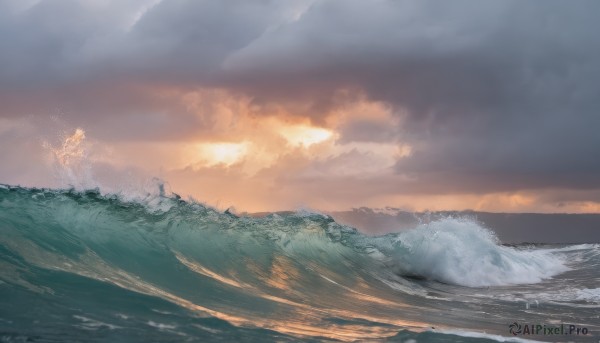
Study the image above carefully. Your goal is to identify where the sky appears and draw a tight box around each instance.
[1,0,599,213]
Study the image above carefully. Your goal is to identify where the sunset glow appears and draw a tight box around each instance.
[196,142,249,167]
[0,0,598,215]
[280,125,334,148]
[2,2,599,341]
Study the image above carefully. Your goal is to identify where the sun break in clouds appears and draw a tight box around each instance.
[0,0,599,213]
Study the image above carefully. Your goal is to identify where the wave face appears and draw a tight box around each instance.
[1,185,599,342]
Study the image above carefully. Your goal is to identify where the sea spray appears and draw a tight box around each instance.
[1,185,597,342]
[382,218,570,287]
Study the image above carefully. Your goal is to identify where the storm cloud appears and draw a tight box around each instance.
[1,0,599,212]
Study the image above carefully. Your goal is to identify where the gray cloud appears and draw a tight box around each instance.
[0,0,300,88]
[223,0,600,192]
[337,119,400,144]
[1,0,599,196]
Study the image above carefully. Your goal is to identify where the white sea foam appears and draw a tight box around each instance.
[576,288,600,303]
[386,218,569,287]
[73,315,121,330]
[147,321,177,330]
[437,329,543,342]
[545,244,600,253]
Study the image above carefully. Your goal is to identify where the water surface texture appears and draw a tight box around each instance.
[1,185,598,342]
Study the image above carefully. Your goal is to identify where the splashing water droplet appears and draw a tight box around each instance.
[49,128,95,190]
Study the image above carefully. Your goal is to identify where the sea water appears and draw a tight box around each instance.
[0,185,598,342]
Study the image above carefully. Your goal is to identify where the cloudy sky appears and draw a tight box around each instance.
[1,0,599,213]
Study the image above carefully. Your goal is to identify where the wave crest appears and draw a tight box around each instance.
[383,218,569,287]
[0,185,570,289]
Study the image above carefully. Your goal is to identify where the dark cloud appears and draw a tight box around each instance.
[337,119,400,144]
[0,0,298,88]
[117,0,296,84]
[1,0,599,196]
[223,0,600,192]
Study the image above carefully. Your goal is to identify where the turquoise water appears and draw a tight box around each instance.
[1,185,598,342]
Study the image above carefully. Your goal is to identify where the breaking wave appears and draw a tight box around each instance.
[0,184,594,342]
[0,184,568,289]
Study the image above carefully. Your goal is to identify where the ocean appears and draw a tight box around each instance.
[0,184,598,342]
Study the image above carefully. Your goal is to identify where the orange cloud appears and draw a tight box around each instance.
[280,125,333,148]
[2,85,599,215]
[194,142,250,167]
